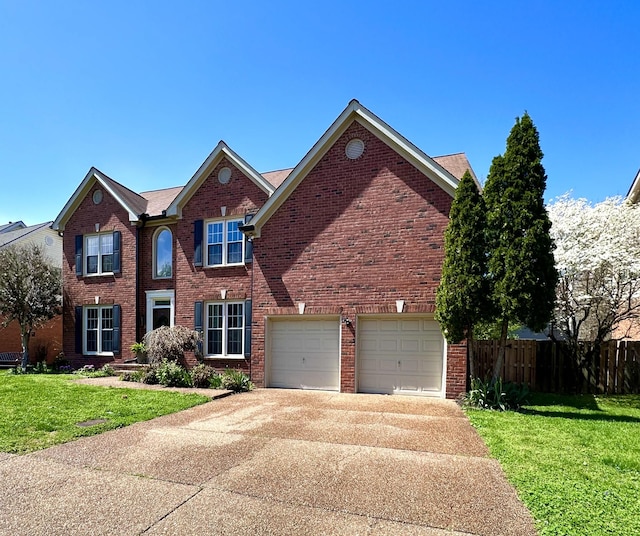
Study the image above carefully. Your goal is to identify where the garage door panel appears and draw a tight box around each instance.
[358,317,444,397]
[269,319,340,391]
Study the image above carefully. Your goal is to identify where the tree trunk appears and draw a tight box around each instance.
[467,325,476,379]
[20,330,30,371]
[491,318,509,384]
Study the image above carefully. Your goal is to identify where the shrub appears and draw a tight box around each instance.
[464,377,529,411]
[156,359,192,388]
[190,364,217,388]
[221,368,253,392]
[141,364,159,385]
[143,326,201,364]
[120,370,144,382]
[209,373,223,389]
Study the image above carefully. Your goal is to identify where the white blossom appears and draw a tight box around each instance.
[548,195,640,343]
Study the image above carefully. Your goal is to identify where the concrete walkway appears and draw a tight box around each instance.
[0,388,536,535]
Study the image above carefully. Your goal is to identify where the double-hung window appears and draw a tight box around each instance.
[84,306,114,354]
[206,219,244,266]
[206,302,244,357]
[77,231,121,276]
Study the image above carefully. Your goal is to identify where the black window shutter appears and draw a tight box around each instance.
[194,220,203,267]
[75,235,83,276]
[194,301,204,357]
[75,306,83,354]
[112,231,121,274]
[113,305,121,354]
[244,299,252,358]
[244,214,253,264]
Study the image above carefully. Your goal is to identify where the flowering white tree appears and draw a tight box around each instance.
[548,195,640,362]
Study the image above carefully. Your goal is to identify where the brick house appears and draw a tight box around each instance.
[53,100,475,398]
[0,221,63,364]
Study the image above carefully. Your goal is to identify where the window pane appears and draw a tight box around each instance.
[87,256,98,274]
[207,222,223,245]
[207,244,222,265]
[207,304,223,355]
[227,329,242,355]
[86,330,97,352]
[208,330,222,355]
[155,229,172,277]
[227,221,243,263]
[86,308,98,352]
[227,303,243,355]
[86,308,98,329]
[86,236,99,256]
[227,303,243,328]
[101,254,113,273]
[227,242,242,264]
[227,220,242,242]
[100,234,113,255]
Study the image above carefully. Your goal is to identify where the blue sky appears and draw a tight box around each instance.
[1,0,639,225]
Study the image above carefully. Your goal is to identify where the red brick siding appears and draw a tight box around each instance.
[173,158,268,366]
[0,314,62,364]
[251,121,467,397]
[62,185,137,367]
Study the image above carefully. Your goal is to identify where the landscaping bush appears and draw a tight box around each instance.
[140,364,160,385]
[143,325,201,364]
[209,373,223,389]
[221,368,253,392]
[156,359,192,388]
[190,364,217,388]
[120,370,144,382]
[464,377,529,411]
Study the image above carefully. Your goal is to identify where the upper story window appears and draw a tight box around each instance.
[206,219,244,267]
[154,227,172,279]
[75,231,121,277]
[86,233,113,274]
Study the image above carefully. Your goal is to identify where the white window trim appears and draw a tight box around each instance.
[145,290,175,334]
[152,227,173,280]
[205,301,244,358]
[205,218,245,268]
[84,233,114,276]
[83,305,114,356]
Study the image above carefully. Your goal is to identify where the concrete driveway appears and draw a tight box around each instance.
[0,389,536,535]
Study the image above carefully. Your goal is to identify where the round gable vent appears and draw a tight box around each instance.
[92,189,103,205]
[345,138,365,160]
[218,167,232,184]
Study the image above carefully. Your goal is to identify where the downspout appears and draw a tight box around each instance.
[136,214,148,343]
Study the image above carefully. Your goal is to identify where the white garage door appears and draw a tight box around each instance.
[269,318,340,391]
[358,317,445,397]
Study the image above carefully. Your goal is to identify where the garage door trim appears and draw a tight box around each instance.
[356,314,447,398]
[266,315,341,391]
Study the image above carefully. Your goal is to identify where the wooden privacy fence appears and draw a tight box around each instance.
[472,339,640,394]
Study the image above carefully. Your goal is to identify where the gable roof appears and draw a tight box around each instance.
[165,141,275,218]
[262,168,293,189]
[243,100,461,238]
[432,153,479,184]
[140,186,184,217]
[0,221,53,249]
[53,168,147,231]
[0,221,26,234]
[627,168,640,204]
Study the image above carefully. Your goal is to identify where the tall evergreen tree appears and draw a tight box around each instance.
[484,113,558,382]
[435,170,489,378]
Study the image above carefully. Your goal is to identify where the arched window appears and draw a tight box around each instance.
[154,228,172,278]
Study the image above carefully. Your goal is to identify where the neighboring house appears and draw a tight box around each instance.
[0,221,63,362]
[614,171,640,339]
[53,100,475,398]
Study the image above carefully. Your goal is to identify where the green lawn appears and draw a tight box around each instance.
[0,372,209,453]
[466,393,640,536]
